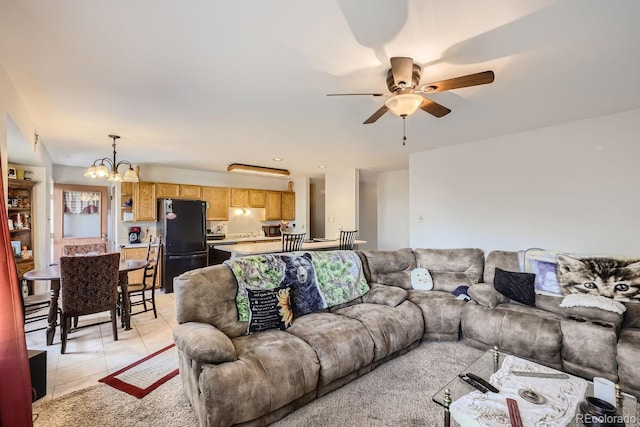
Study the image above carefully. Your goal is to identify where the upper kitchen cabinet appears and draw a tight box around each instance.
[179,184,201,199]
[281,191,295,220]
[156,182,201,200]
[134,181,157,221]
[155,183,180,199]
[120,181,134,221]
[231,188,266,208]
[249,190,266,208]
[265,191,282,220]
[202,186,230,221]
[230,188,249,207]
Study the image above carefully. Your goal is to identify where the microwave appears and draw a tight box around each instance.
[262,225,281,237]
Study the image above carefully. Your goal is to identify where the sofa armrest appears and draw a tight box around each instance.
[173,322,237,364]
[362,283,408,307]
[468,283,509,308]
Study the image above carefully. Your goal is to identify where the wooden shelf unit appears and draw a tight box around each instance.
[7,178,37,282]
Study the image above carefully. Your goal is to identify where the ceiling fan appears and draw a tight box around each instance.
[327,57,495,125]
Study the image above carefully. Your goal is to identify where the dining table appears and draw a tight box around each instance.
[23,259,148,346]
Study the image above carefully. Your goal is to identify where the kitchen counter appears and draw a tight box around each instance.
[213,239,367,258]
[207,236,281,245]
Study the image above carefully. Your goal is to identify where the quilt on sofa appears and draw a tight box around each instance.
[225,250,370,321]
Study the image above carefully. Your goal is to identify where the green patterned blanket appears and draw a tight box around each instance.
[224,250,370,321]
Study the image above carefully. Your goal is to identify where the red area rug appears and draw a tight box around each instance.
[99,343,179,398]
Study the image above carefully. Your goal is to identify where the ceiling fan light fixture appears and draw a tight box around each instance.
[384,93,423,117]
[227,163,290,177]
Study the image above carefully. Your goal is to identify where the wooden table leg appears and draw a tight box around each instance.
[46,279,60,345]
[119,271,131,330]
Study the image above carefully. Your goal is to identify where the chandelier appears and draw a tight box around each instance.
[83,135,139,182]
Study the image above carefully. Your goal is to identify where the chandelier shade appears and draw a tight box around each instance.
[84,135,139,182]
[384,93,424,117]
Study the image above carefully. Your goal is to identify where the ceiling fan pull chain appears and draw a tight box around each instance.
[402,116,407,146]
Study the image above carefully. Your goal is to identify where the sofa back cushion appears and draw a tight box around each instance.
[174,265,247,338]
[358,248,416,290]
[484,251,520,283]
[413,248,484,292]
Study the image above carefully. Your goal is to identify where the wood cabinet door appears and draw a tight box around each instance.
[155,182,180,198]
[230,188,249,207]
[121,247,147,284]
[265,191,282,220]
[281,192,295,220]
[179,185,201,199]
[202,186,230,220]
[249,190,266,208]
[134,182,157,221]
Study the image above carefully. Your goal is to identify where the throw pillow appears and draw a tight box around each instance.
[410,267,433,290]
[246,286,293,334]
[494,268,536,306]
[451,285,470,301]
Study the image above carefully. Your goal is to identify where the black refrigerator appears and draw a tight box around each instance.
[157,199,208,293]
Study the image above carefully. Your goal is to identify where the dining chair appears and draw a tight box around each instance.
[339,230,358,250]
[282,232,306,252]
[16,264,52,333]
[58,252,120,354]
[121,238,162,318]
[62,242,108,256]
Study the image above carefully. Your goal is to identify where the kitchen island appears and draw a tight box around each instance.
[214,239,366,258]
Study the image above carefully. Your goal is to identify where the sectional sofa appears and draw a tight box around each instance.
[173,248,640,426]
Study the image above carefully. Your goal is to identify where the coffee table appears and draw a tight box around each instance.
[432,347,637,426]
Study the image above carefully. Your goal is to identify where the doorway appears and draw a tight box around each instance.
[53,184,108,261]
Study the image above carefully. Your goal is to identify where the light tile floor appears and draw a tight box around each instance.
[26,291,177,401]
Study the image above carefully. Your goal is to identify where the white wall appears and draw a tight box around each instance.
[377,170,409,250]
[358,180,377,250]
[325,168,359,239]
[409,108,640,257]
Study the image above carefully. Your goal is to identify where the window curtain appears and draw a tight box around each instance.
[0,160,33,425]
[63,191,100,214]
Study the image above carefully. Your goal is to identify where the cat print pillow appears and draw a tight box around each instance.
[556,255,640,302]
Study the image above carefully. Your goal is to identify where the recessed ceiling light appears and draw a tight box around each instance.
[318,165,326,169]
[273,157,283,161]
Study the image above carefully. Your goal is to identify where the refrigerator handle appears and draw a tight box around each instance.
[167,253,208,260]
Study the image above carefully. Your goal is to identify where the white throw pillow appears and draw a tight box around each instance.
[559,294,626,314]
[411,267,433,290]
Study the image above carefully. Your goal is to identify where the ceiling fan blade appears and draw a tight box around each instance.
[419,97,451,118]
[363,105,389,124]
[327,93,385,96]
[390,57,414,88]
[421,70,495,93]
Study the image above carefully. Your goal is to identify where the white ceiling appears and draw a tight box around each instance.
[1,0,639,179]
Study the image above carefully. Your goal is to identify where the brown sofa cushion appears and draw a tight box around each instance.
[362,283,408,307]
[173,322,237,364]
[468,283,509,308]
[359,248,416,290]
[413,248,484,292]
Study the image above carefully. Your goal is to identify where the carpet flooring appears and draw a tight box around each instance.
[35,341,637,426]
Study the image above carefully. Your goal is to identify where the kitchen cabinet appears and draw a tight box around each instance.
[249,190,266,208]
[134,181,157,221]
[120,181,134,221]
[281,191,295,220]
[230,188,249,207]
[265,191,282,220]
[231,188,267,208]
[8,178,37,286]
[202,186,230,221]
[121,245,161,287]
[156,182,201,200]
[179,184,201,199]
[155,183,180,198]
